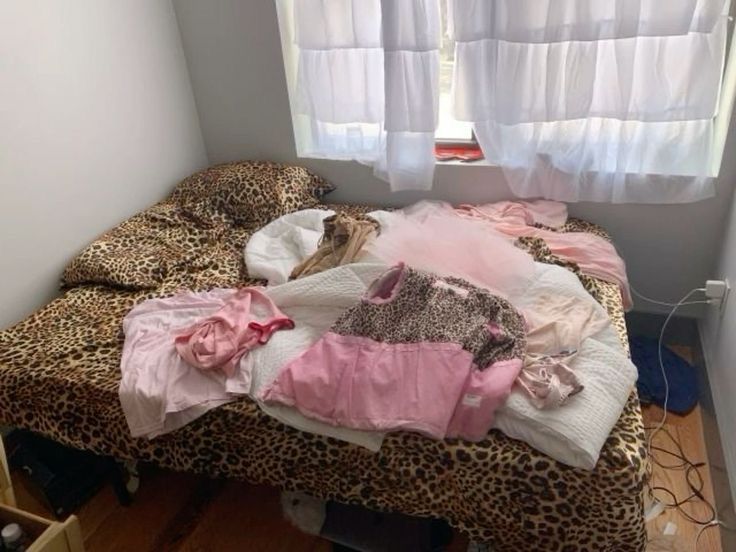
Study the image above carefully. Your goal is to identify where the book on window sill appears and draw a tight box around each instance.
[434,144,484,162]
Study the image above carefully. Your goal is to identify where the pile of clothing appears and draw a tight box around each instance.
[119,200,637,470]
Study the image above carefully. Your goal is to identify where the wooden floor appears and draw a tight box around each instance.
[13,467,331,552]
[7,349,721,552]
[643,346,722,552]
[11,467,469,552]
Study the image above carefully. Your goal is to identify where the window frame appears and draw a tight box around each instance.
[711,10,736,176]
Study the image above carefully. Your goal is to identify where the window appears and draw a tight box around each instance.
[276,0,735,200]
[435,0,474,145]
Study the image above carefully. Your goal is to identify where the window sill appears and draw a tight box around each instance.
[435,157,497,168]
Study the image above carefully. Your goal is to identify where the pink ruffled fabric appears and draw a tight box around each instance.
[364,202,535,299]
[456,200,632,310]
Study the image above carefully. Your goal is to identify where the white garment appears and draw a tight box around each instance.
[275,0,441,191]
[244,208,392,286]
[245,209,334,286]
[449,0,731,203]
[119,289,251,439]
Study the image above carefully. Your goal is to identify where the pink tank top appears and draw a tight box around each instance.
[175,287,294,376]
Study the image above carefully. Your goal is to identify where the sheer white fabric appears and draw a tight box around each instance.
[448,0,727,43]
[287,0,441,191]
[450,0,731,203]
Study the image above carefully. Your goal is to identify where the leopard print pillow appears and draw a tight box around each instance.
[170,161,335,226]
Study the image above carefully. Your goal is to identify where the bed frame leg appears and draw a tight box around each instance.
[109,459,139,506]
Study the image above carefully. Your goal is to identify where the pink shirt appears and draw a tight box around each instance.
[119,288,293,439]
[175,288,293,376]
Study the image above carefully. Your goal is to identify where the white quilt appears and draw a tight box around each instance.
[244,211,637,469]
[496,263,637,470]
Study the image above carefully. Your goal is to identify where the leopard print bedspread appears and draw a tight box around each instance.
[0,200,646,551]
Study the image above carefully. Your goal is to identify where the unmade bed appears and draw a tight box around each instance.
[0,164,648,551]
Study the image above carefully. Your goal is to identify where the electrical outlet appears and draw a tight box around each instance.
[705,279,730,309]
[722,279,730,310]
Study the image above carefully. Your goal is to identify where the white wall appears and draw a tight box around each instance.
[700,195,736,507]
[173,0,736,315]
[0,0,208,329]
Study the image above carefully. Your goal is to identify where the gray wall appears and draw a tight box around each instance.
[0,0,209,329]
[173,0,736,314]
[700,195,736,509]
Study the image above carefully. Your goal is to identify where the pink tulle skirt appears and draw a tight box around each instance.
[364,201,535,299]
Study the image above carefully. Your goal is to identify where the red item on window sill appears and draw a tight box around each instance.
[434,144,484,162]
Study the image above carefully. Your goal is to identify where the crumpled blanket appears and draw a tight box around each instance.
[244,207,638,469]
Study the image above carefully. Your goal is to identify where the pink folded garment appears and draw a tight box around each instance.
[515,290,612,408]
[174,287,294,376]
[456,200,632,310]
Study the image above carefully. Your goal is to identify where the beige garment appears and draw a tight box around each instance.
[525,293,610,353]
[290,213,379,280]
[519,293,610,409]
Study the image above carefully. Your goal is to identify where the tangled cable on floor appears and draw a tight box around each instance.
[633,287,726,551]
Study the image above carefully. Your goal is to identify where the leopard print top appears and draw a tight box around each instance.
[332,264,526,369]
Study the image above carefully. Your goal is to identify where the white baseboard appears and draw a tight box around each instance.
[697,319,736,516]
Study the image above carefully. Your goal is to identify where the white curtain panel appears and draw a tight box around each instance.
[290,0,441,191]
[448,0,728,43]
[450,0,731,203]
